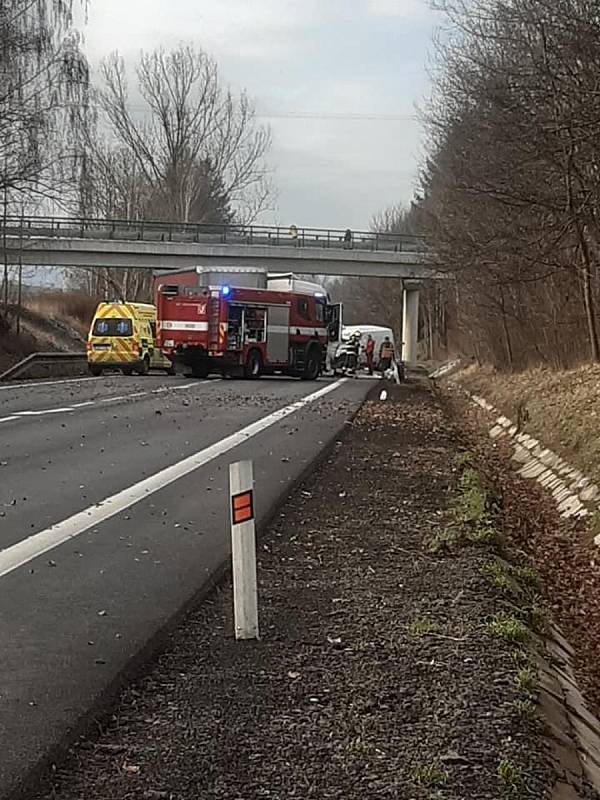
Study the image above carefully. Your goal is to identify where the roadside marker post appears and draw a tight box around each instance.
[229,460,259,640]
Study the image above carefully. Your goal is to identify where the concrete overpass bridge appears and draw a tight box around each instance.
[1,216,433,361]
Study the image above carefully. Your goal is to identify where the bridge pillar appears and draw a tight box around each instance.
[402,285,420,364]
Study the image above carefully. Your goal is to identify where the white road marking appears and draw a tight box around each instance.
[0,379,347,579]
[0,380,213,425]
[0,376,102,392]
[16,407,75,416]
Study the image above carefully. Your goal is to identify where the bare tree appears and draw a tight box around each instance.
[417,0,600,368]
[0,1,89,206]
[96,44,272,224]
[65,265,152,304]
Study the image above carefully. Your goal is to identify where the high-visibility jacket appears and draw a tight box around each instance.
[380,342,394,359]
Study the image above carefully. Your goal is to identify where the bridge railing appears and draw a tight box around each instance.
[1,215,426,254]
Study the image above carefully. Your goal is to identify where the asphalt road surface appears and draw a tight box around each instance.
[0,372,372,799]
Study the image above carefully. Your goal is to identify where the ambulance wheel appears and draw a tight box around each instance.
[121,366,133,376]
[137,356,150,376]
[244,349,262,379]
[89,365,103,377]
[301,346,321,381]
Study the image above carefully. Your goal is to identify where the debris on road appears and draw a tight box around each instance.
[33,381,570,799]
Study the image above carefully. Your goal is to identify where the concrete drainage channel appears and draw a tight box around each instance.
[465,390,600,798]
[470,394,600,525]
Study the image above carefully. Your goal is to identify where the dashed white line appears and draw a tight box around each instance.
[0,380,215,425]
[0,376,103,392]
[16,407,75,416]
[0,379,347,579]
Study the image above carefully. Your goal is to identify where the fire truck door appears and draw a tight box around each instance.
[266,305,290,363]
[326,303,343,371]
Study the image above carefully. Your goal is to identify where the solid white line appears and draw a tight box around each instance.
[0,416,20,424]
[70,401,96,408]
[0,379,346,579]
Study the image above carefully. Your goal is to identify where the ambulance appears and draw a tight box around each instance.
[87,301,176,377]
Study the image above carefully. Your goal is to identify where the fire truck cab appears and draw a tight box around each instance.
[157,283,334,380]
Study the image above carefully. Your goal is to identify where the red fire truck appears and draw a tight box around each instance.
[157,282,336,380]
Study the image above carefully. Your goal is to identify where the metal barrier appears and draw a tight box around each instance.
[0,215,426,254]
[0,352,87,382]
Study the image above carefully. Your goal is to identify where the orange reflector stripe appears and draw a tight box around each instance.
[232,490,254,524]
[234,506,253,523]
[233,494,249,511]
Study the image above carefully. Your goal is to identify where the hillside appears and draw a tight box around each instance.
[453,364,600,488]
[0,298,88,375]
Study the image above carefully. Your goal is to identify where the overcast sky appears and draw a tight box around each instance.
[79,0,438,230]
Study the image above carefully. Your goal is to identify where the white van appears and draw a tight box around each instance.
[339,324,396,368]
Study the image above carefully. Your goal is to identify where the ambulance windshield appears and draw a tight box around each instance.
[92,318,133,337]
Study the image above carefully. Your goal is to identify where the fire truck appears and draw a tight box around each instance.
[157,282,338,380]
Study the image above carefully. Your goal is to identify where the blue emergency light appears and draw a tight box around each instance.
[221,285,231,297]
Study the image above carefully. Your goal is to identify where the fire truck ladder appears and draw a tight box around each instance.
[208,295,221,351]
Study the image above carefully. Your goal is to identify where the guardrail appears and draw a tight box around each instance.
[0,352,87,382]
[0,215,426,254]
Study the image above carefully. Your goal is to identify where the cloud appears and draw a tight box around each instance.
[79,0,436,227]
[82,0,323,63]
[366,0,429,19]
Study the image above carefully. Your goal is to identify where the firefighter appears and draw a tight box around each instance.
[364,334,375,375]
[379,336,395,372]
[338,330,361,375]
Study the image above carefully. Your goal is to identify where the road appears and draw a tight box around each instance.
[0,372,371,799]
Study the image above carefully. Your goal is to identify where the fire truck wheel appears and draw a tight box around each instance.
[191,361,209,379]
[301,346,322,381]
[166,363,177,376]
[244,349,263,379]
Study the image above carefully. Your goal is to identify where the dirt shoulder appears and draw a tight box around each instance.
[33,381,555,800]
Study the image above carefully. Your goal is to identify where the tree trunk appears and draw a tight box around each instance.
[581,259,600,362]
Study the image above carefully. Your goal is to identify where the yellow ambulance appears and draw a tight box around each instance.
[87,302,176,377]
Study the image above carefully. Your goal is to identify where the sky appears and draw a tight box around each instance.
[77,0,439,231]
